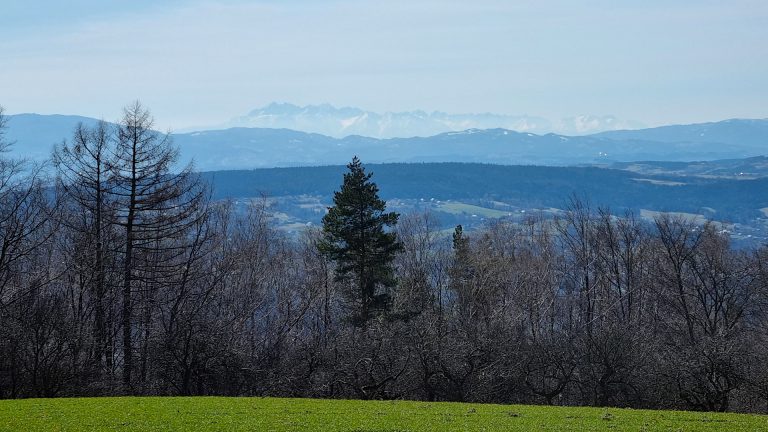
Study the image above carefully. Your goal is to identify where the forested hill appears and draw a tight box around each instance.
[202,163,768,223]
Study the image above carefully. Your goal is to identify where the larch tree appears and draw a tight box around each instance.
[319,156,402,324]
[111,101,207,390]
[53,121,116,373]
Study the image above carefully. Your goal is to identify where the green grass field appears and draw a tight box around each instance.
[1,397,767,431]
[437,202,511,218]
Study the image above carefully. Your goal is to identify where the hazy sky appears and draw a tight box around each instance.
[1,0,766,130]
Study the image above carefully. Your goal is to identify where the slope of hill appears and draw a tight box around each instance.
[594,119,768,146]
[1,396,765,431]
[2,113,100,160]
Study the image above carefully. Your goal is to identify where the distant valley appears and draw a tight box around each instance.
[203,163,768,247]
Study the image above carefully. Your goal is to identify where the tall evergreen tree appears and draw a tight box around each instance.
[319,156,402,324]
[449,224,475,318]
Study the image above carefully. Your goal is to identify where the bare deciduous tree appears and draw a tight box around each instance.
[110,101,207,390]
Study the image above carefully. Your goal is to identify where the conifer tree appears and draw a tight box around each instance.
[449,224,475,317]
[319,156,402,324]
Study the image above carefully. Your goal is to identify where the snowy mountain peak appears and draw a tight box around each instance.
[220,103,644,139]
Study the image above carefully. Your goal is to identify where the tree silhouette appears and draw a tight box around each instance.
[319,156,402,324]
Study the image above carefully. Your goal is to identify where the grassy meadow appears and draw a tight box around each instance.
[1,397,767,431]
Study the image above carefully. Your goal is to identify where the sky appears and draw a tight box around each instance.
[1,0,766,130]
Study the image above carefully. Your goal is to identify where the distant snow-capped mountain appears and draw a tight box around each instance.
[206,103,642,138]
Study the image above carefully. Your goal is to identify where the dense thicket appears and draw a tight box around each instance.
[1,105,768,413]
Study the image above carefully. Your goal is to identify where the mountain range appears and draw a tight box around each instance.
[193,103,646,138]
[2,113,766,171]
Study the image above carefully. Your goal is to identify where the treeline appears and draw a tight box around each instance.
[1,104,768,413]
